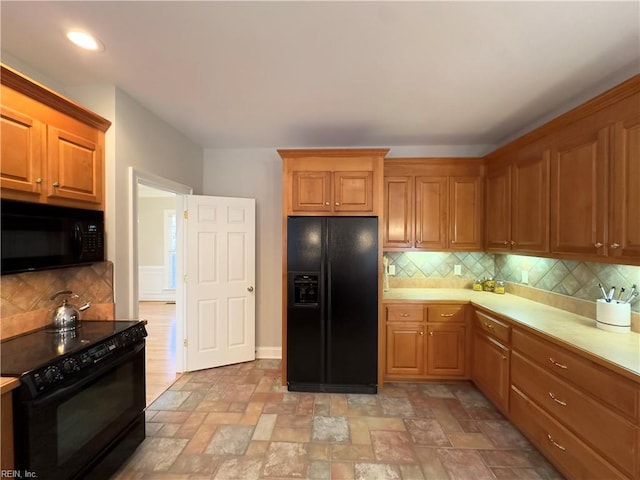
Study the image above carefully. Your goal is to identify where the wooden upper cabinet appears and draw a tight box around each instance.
[0,64,110,210]
[292,171,332,211]
[47,126,103,205]
[0,105,44,197]
[550,123,609,258]
[384,158,484,251]
[449,176,483,250]
[485,164,511,251]
[383,176,413,248]
[415,176,448,249]
[280,149,387,216]
[609,94,640,262]
[485,147,549,254]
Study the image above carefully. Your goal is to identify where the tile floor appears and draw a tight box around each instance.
[114,360,564,480]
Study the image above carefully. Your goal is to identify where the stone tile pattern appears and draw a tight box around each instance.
[114,360,564,480]
[385,251,640,313]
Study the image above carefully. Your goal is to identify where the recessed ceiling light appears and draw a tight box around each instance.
[66,30,104,51]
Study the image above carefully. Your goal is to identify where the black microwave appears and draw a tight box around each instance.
[1,199,105,275]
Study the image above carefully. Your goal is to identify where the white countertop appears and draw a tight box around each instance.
[384,288,640,380]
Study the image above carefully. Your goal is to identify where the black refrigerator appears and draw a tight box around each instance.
[286,216,378,394]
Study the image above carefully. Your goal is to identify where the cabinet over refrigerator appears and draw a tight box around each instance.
[286,216,378,394]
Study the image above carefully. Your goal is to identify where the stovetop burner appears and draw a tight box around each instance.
[0,320,143,377]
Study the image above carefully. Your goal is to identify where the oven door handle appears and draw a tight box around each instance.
[30,341,145,407]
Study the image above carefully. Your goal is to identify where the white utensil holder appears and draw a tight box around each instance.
[596,299,631,333]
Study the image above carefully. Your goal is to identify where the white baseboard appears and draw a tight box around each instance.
[256,347,282,359]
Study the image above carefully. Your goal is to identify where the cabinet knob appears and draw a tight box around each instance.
[419,331,424,336]
[503,241,509,245]
[594,242,603,248]
[325,202,330,206]
[35,177,43,184]
[429,331,433,336]
[400,313,409,317]
[510,240,516,246]
[335,202,340,206]
[53,181,61,188]
[501,355,507,360]
[610,243,620,249]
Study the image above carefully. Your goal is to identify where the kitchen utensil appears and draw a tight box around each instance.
[624,284,637,303]
[598,283,609,302]
[49,290,91,332]
[616,287,626,302]
[607,286,616,302]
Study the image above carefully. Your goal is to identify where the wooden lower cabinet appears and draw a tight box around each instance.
[511,386,628,480]
[384,303,468,380]
[471,330,510,414]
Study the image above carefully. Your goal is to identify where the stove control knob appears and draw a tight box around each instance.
[63,358,80,373]
[43,366,63,384]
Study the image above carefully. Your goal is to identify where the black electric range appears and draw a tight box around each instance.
[1,321,148,480]
[1,320,147,399]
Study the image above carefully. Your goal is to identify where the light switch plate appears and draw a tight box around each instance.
[521,270,529,284]
[454,264,462,276]
[388,264,396,276]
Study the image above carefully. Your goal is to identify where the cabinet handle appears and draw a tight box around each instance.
[484,322,494,329]
[548,392,567,406]
[400,313,410,317]
[610,243,620,249]
[35,177,43,184]
[547,434,566,451]
[324,202,330,206]
[548,357,568,369]
[440,313,454,317]
[53,181,61,188]
[419,331,424,336]
[594,242,603,248]
[335,202,340,206]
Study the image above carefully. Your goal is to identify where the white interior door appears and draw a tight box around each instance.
[184,195,256,371]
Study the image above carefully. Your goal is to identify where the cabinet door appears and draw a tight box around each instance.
[415,176,447,249]
[426,323,466,376]
[292,171,332,212]
[47,126,103,204]
[485,164,511,251]
[333,171,373,212]
[550,126,608,257]
[610,104,640,263]
[386,324,425,376]
[383,176,413,248]
[472,330,510,413]
[512,149,550,254]
[0,106,43,197]
[449,176,483,250]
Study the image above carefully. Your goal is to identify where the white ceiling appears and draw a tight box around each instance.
[1,1,639,151]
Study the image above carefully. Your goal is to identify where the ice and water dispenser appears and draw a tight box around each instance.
[290,274,319,306]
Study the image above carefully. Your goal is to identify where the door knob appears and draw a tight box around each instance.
[247,286,254,292]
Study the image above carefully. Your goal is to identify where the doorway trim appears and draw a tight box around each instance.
[129,167,193,372]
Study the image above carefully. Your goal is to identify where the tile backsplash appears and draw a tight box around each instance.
[0,262,115,338]
[384,252,640,313]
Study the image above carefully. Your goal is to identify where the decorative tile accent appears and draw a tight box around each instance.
[385,252,495,281]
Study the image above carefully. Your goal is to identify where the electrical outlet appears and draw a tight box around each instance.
[388,264,396,276]
[454,264,462,276]
[521,270,529,284]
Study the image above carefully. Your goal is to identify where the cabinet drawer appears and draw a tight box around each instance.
[512,329,639,422]
[512,352,638,477]
[474,310,510,343]
[510,386,627,480]
[427,305,465,323]
[386,305,425,322]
